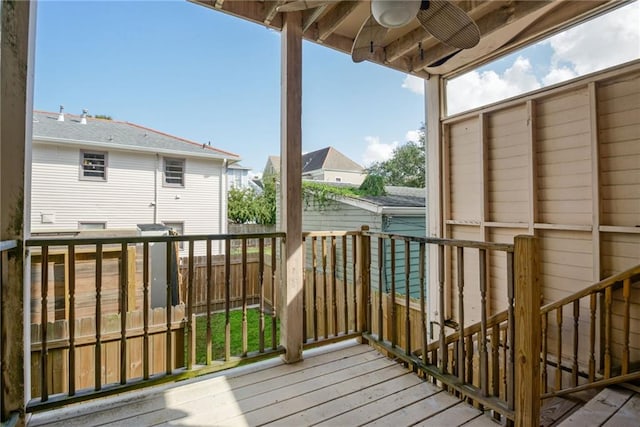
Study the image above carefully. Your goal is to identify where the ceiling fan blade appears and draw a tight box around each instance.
[277,0,331,12]
[352,15,388,63]
[417,0,480,49]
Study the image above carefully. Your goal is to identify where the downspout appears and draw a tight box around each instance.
[153,154,159,223]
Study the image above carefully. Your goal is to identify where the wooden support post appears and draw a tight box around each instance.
[279,10,304,363]
[514,235,540,427]
[1,1,34,423]
[358,225,370,336]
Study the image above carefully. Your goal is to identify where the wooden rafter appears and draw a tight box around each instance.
[315,1,360,42]
[264,0,286,25]
[214,0,224,9]
[302,4,328,33]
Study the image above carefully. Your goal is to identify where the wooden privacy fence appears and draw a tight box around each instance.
[25,232,285,412]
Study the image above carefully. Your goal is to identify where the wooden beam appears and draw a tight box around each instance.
[302,4,328,33]
[214,0,224,9]
[0,0,34,423]
[264,0,286,26]
[588,82,601,282]
[279,10,304,364]
[514,235,541,427]
[316,1,359,42]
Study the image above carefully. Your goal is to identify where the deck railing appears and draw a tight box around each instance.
[360,230,519,423]
[539,263,640,400]
[25,232,285,412]
[1,239,18,423]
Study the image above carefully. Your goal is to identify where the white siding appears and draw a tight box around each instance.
[31,141,226,256]
[31,143,155,231]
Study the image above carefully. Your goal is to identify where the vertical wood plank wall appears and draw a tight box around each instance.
[442,63,640,369]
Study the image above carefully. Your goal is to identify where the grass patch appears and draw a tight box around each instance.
[195,308,280,364]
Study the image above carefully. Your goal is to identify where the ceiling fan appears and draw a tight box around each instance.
[277,0,480,63]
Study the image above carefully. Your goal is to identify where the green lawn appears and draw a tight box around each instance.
[195,308,280,364]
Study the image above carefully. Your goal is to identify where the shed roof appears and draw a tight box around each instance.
[32,110,240,161]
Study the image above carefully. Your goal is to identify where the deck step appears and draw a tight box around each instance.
[556,386,638,427]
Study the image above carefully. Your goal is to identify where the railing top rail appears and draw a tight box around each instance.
[303,230,360,238]
[541,263,640,314]
[25,232,286,247]
[364,231,514,252]
[0,239,18,252]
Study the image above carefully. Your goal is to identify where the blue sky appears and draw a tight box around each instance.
[34,1,639,174]
[34,0,424,174]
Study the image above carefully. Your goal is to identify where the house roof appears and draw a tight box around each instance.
[264,155,281,175]
[192,1,622,79]
[32,110,240,161]
[359,194,425,208]
[302,146,363,174]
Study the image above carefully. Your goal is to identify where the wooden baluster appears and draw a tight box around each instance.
[457,246,465,383]
[41,245,49,402]
[120,242,128,384]
[322,236,328,339]
[142,242,150,378]
[96,243,104,389]
[206,239,213,363]
[165,240,173,374]
[506,250,515,414]
[360,226,371,334]
[438,244,447,372]
[271,237,277,350]
[302,236,307,343]
[241,238,248,356]
[572,300,580,386]
[68,244,76,396]
[259,238,265,352]
[312,236,318,342]
[419,242,427,365]
[502,328,508,398]
[589,293,596,382]
[405,240,411,355]
[466,334,474,384]
[187,240,195,369]
[390,238,397,348]
[622,278,631,375]
[542,311,548,393]
[604,286,612,378]
[343,235,348,334]
[378,237,384,341]
[331,236,337,336]
[555,307,563,390]
[492,323,500,400]
[225,239,231,361]
[479,248,488,397]
[352,235,357,334]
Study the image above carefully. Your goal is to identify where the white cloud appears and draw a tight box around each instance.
[447,56,541,115]
[362,136,398,166]
[402,75,425,95]
[542,66,578,86]
[405,129,421,143]
[544,2,640,76]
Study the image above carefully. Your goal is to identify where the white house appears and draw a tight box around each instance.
[30,109,241,253]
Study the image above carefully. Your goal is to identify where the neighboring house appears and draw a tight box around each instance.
[301,186,426,299]
[264,146,366,185]
[227,163,251,189]
[30,109,240,253]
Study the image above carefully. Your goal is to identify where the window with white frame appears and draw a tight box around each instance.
[80,150,107,180]
[164,157,185,187]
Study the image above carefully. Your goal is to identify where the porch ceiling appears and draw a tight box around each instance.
[190,0,627,78]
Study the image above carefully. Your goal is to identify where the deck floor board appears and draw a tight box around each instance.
[29,341,498,427]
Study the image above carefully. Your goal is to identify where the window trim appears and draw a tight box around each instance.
[79,150,108,181]
[163,157,185,187]
[78,221,107,230]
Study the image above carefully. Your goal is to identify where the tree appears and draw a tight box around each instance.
[366,127,425,187]
[227,176,277,225]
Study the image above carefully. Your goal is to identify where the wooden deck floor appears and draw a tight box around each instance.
[29,340,498,427]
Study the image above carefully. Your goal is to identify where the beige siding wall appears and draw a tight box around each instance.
[440,62,640,367]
